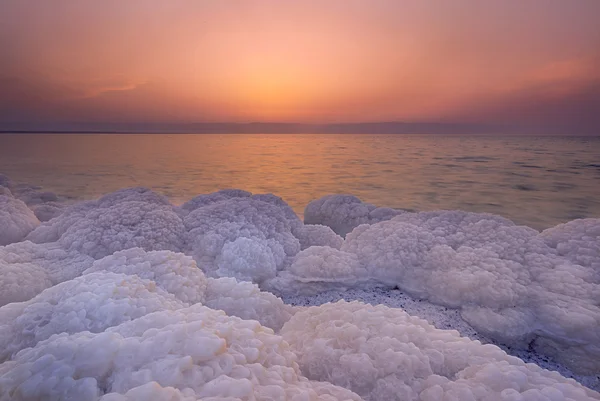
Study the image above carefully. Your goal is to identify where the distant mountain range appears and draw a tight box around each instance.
[0,121,552,135]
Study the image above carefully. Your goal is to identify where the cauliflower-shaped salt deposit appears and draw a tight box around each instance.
[295,224,344,250]
[0,272,185,363]
[214,236,280,283]
[304,194,402,237]
[0,303,361,401]
[0,262,52,307]
[184,197,300,280]
[26,188,186,259]
[178,189,252,214]
[341,220,445,286]
[10,185,58,206]
[30,202,66,222]
[338,212,600,374]
[265,246,369,296]
[541,218,600,269]
[1,241,94,284]
[204,277,296,331]
[95,187,172,207]
[85,248,294,331]
[0,193,40,245]
[84,248,208,305]
[251,193,303,229]
[0,241,95,305]
[282,301,600,401]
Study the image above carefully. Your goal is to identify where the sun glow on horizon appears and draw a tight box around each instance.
[0,1,599,130]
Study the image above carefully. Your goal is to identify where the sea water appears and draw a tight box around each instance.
[1,133,599,229]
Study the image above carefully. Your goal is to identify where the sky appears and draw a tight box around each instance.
[1,1,599,133]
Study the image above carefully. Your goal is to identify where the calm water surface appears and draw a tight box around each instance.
[1,133,599,230]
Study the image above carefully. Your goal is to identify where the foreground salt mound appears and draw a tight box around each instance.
[0,303,361,401]
[26,188,187,259]
[184,197,301,283]
[282,301,600,401]
[336,213,600,374]
[0,193,40,246]
[304,194,402,237]
[0,244,293,332]
[0,272,185,363]
[2,183,599,390]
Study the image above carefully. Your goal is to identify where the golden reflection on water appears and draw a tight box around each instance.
[1,133,599,229]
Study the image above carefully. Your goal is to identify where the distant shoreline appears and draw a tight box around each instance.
[0,131,596,137]
[1,121,597,136]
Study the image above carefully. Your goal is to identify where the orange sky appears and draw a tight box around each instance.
[1,1,599,132]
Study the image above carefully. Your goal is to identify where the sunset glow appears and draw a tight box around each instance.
[1,1,599,132]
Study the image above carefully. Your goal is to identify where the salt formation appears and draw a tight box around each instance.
[26,188,187,259]
[0,241,94,306]
[0,302,361,401]
[10,186,58,206]
[178,188,252,214]
[0,176,599,398]
[29,202,66,222]
[204,277,295,331]
[335,213,600,374]
[295,224,344,250]
[1,241,94,284]
[304,194,402,237]
[184,197,301,282]
[0,175,65,222]
[0,272,185,363]
[0,261,52,307]
[541,218,600,269]
[265,246,369,296]
[84,248,208,305]
[84,248,294,331]
[0,192,39,246]
[282,301,600,401]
